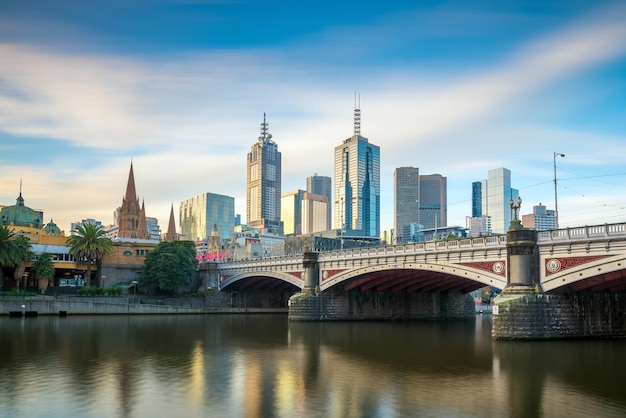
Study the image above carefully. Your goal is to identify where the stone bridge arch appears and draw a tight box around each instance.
[320,262,507,293]
[219,271,303,292]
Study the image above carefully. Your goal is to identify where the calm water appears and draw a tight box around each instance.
[0,314,625,418]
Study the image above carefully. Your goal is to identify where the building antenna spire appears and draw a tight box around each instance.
[259,112,269,141]
[19,178,22,195]
[354,92,361,136]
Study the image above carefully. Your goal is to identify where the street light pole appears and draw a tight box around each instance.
[553,152,565,229]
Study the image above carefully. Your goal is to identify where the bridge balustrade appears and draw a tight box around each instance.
[537,222,626,242]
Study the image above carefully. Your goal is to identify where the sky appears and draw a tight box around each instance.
[1,0,625,235]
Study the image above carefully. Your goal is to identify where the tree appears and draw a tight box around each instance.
[12,236,31,291]
[67,223,113,287]
[32,253,55,293]
[139,241,198,295]
[0,226,32,290]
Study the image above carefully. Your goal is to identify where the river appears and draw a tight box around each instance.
[0,314,624,418]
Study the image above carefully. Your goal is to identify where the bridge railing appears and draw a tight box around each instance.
[318,235,507,262]
[537,222,626,242]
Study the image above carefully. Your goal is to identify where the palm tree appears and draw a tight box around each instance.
[12,236,31,291]
[0,225,32,290]
[67,224,113,287]
[32,253,55,293]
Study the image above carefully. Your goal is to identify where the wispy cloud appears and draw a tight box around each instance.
[1,3,625,231]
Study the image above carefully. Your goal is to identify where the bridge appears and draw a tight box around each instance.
[218,223,626,294]
[213,222,626,339]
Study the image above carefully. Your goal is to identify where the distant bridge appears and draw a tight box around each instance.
[217,223,626,295]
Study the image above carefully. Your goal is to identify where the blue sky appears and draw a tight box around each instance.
[1,0,625,234]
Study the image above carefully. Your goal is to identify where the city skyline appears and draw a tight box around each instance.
[1,1,625,233]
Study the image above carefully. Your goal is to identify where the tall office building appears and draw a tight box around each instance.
[301,192,329,235]
[246,114,282,235]
[475,168,519,234]
[306,173,332,231]
[471,181,482,217]
[333,101,380,237]
[394,168,447,243]
[281,189,305,236]
[179,192,235,241]
[394,167,419,244]
[419,174,447,229]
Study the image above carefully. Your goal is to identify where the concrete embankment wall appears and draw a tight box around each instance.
[492,290,626,340]
[0,297,286,315]
[289,289,475,321]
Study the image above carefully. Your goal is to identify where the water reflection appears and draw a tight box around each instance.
[0,315,624,417]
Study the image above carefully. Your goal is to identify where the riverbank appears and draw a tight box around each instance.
[0,296,287,315]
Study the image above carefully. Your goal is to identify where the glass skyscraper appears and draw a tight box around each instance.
[333,105,380,238]
[179,192,235,241]
[477,167,519,234]
[246,114,282,235]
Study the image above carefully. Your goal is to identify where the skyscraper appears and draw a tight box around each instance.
[246,114,282,235]
[306,173,332,231]
[418,174,447,230]
[394,167,419,244]
[179,192,235,241]
[476,167,519,234]
[333,101,380,237]
[394,168,447,243]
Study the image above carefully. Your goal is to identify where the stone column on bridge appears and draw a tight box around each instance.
[492,198,545,340]
[302,251,319,290]
[289,251,322,321]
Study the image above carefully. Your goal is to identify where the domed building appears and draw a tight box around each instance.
[0,192,43,229]
[0,189,89,290]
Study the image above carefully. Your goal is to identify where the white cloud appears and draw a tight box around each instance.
[1,4,626,233]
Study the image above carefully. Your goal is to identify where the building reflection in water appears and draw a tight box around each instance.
[0,315,625,417]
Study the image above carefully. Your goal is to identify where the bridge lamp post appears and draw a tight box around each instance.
[553,152,565,229]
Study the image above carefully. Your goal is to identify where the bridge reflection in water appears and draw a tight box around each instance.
[1,315,624,417]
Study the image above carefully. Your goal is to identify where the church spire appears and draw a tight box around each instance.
[137,199,149,239]
[165,203,177,241]
[124,162,138,203]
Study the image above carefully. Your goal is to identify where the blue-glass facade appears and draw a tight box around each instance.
[334,134,380,238]
[179,192,235,241]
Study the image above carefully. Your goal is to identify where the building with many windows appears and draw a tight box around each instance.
[307,173,332,231]
[522,203,557,231]
[246,114,282,235]
[394,167,419,244]
[281,189,305,236]
[419,174,447,230]
[179,192,235,242]
[394,167,447,244]
[301,192,328,235]
[333,102,380,238]
[473,168,519,234]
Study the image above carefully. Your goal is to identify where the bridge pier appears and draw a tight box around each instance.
[289,252,475,321]
[492,219,626,339]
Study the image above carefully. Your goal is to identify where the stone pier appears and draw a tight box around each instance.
[289,252,475,321]
[492,215,626,339]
